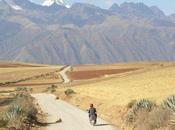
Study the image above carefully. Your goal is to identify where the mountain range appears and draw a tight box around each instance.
[0,0,175,64]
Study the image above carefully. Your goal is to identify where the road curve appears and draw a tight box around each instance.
[33,93,117,130]
[59,66,71,83]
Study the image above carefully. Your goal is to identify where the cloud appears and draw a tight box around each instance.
[105,0,114,7]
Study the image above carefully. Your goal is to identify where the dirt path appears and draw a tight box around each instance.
[59,66,71,83]
[33,93,117,130]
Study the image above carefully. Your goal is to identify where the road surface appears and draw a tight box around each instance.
[33,93,117,130]
[59,66,71,83]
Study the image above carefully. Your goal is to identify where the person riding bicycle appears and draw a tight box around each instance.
[88,104,97,123]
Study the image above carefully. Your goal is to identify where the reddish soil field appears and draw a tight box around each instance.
[67,68,139,80]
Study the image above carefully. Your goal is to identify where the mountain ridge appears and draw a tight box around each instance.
[0,0,175,64]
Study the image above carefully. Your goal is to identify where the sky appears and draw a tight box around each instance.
[31,0,175,15]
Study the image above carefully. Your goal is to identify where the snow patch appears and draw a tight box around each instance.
[42,0,70,8]
[10,4,22,10]
[4,0,23,10]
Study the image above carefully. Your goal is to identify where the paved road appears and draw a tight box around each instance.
[59,66,71,83]
[33,94,117,130]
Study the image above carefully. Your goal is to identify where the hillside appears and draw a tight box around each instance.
[0,0,175,64]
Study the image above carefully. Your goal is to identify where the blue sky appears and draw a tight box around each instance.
[31,0,175,15]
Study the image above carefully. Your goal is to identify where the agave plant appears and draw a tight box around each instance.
[162,95,175,111]
[4,104,23,121]
[126,99,155,123]
[132,99,155,114]
[9,104,22,113]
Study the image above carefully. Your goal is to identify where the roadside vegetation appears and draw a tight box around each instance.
[64,89,76,96]
[44,84,57,93]
[0,87,44,130]
[124,96,175,130]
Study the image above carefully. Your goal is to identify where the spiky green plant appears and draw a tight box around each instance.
[162,95,175,111]
[4,104,23,120]
[132,99,155,114]
[8,104,22,114]
[126,99,156,123]
[0,89,38,129]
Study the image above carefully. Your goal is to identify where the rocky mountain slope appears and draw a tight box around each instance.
[0,0,175,64]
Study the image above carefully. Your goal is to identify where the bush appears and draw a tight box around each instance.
[51,89,56,93]
[51,84,57,89]
[127,99,137,109]
[162,95,175,111]
[64,89,76,96]
[0,91,38,129]
[133,107,171,130]
[126,99,156,123]
[44,85,57,93]
[132,99,155,114]
[15,87,27,91]
[0,118,8,127]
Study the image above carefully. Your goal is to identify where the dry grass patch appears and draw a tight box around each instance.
[124,97,175,130]
[0,88,45,130]
[0,63,63,87]
[0,62,62,85]
[56,63,175,129]
[130,108,171,130]
[0,67,60,83]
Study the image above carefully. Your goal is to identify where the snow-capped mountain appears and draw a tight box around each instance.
[2,0,22,10]
[42,0,70,8]
[0,1,175,65]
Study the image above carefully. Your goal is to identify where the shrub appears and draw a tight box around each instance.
[51,84,57,89]
[64,89,76,96]
[15,87,33,93]
[134,107,171,130]
[162,95,175,111]
[44,85,57,93]
[0,117,8,127]
[5,104,23,120]
[0,91,38,129]
[126,99,156,123]
[127,99,137,109]
[132,99,155,114]
[51,89,56,93]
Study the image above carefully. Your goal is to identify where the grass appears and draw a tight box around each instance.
[56,62,175,128]
[0,67,61,82]
[1,61,175,130]
[125,98,175,130]
[0,88,39,130]
[0,62,63,129]
[68,64,175,106]
[0,62,63,88]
